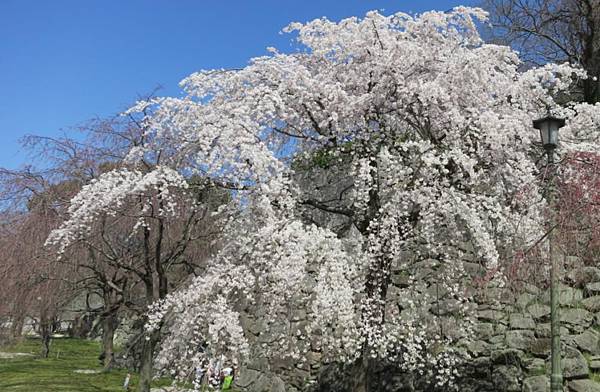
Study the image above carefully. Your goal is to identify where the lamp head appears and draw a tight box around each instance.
[533,116,566,150]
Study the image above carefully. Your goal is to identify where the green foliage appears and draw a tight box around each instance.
[291,141,355,171]
[291,148,336,171]
[0,338,172,392]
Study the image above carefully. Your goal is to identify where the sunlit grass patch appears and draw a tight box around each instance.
[0,337,172,392]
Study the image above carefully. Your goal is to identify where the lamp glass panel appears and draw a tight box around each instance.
[548,121,559,145]
[539,122,550,145]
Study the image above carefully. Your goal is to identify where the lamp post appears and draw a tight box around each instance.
[533,115,566,392]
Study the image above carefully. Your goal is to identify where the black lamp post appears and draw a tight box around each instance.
[533,115,566,392]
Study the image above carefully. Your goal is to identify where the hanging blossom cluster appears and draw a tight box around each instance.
[51,5,600,390]
[46,166,188,254]
[558,102,600,152]
[147,208,360,382]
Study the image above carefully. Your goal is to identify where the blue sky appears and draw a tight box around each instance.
[0,0,474,169]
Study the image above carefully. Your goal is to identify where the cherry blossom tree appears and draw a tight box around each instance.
[50,7,600,391]
[45,115,230,390]
[2,110,226,378]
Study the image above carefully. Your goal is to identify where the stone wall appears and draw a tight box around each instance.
[458,265,600,392]
[235,264,600,392]
[232,163,600,391]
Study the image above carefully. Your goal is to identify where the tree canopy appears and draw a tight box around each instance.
[47,6,600,391]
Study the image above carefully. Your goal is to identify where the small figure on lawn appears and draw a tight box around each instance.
[221,366,234,390]
[123,372,131,391]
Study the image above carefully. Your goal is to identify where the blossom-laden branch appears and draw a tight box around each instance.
[46,166,189,254]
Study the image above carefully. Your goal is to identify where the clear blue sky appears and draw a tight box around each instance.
[0,0,474,169]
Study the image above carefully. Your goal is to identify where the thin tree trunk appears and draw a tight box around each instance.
[101,314,117,370]
[353,356,369,392]
[583,76,600,104]
[138,225,156,392]
[137,201,167,392]
[40,318,52,358]
[41,333,51,358]
[138,329,158,392]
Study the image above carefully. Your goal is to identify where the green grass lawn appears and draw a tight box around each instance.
[0,337,172,392]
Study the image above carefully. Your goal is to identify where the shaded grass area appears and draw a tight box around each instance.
[0,337,172,392]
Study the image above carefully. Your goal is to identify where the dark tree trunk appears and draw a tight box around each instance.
[137,202,168,392]
[353,356,369,392]
[583,74,600,104]
[101,313,118,370]
[138,329,158,392]
[40,319,52,358]
[581,3,600,104]
[41,333,51,358]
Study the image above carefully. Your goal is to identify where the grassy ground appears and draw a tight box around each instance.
[0,337,172,392]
